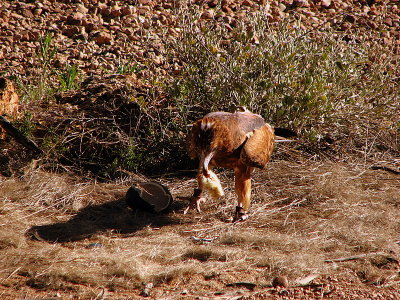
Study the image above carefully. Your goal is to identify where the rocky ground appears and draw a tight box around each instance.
[1,0,399,83]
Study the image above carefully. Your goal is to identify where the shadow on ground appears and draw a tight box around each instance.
[26,198,188,243]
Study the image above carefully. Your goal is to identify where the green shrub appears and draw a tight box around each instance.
[57,63,80,92]
[15,33,82,104]
[167,10,399,145]
[16,111,35,138]
[36,33,58,102]
[116,58,141,75]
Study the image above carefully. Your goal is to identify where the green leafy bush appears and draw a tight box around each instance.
[57,63,79,92]
[167,11,399,147]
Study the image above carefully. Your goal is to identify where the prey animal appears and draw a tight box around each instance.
[185,108,275,221]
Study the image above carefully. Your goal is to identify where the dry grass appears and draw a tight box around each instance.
[0,160,400,298]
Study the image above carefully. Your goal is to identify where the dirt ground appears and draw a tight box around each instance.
[1,1,399,299]
[0,158,399,299]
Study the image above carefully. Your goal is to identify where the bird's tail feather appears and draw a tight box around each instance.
[274,127,297,138]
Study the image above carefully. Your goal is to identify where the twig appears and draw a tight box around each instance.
[324,251,385,263]
[256,198,307,228]
[226,282,257,290]
[5,199,67,224]
[0,267,22,284]
[191,236,217,243]
[370,165,400,175]
[94,288,107,300]
[275,139,298,143]
[252,197,290,212]
[294,274,319,286]
[0,116,43,154]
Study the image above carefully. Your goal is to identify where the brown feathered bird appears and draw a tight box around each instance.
[185,107,275,221]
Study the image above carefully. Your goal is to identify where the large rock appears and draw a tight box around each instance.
[0,78,19,139]
[0,78,19,118]
[92,31,112,45]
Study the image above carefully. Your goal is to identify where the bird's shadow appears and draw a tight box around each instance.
[27,198,188,243]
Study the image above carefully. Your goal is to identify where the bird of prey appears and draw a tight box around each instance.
[185,107,275,222]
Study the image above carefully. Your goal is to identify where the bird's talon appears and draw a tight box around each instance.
[183,206,190,215]
[184,196,206,214]
[233,213,249,222]
[233,206,249,222]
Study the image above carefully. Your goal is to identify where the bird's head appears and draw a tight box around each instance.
[196,118,217,156]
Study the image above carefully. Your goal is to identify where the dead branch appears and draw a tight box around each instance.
[370,165,400,175]
[0,115,43,154]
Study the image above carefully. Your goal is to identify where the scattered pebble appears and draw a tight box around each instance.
[0,0,398,80]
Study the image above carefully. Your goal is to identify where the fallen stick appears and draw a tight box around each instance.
[370,165,400,175]
[226,282,257,290]
[191,236,216,243]
[0,115,43,154]
[324,251,385,263]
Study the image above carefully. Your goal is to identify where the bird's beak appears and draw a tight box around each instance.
[200,151,214,176]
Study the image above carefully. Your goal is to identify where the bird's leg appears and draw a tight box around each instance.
[184,174,207,214]
[184,151,215,214]
[233,165,253,222]
[234,206,248,222]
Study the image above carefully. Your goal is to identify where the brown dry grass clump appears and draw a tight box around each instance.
[0,159,399,298]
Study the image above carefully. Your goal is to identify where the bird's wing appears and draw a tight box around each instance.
[240,123,275,169]
[234,111,265,133]
[187,111,267,160]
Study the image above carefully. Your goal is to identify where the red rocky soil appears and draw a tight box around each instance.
[1,0,399,82]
